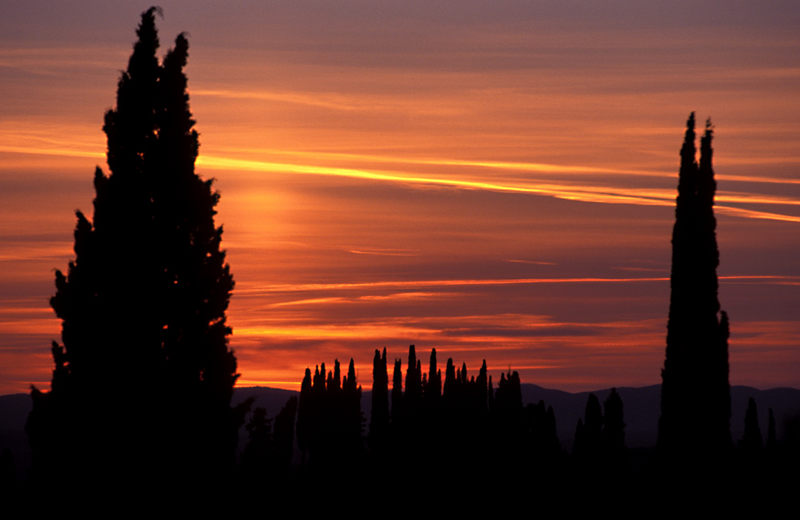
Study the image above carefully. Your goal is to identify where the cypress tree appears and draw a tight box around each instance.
[240,406,273,483]
[272,396,298,476]
[342,358,363,456]
[476,360,489,414]
[443,358,456,401]
[575,393,602,458]
[574,419,585,458]
[405,344,421,408]
[299,358,362,470]
[425,348,442,405]
[741,397,763,451]
[369,348,389,449]
[602,388,626,455]
[766,408,777,451]
[601,388,627,473]
[658,113,731,456]
[297,367,313,463]
[487,375,494,414]
[545,405,559,454]
[495,370,522,412]
[27,8,239,486]
[391,358,403,423]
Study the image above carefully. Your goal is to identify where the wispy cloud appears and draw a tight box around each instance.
[4,122,799,224]
[196,154,800,224]
[267,291,443,308]
[347,247,419,257]
[506,259,557,266]
[238,274,797,295]
[191,88,465,116]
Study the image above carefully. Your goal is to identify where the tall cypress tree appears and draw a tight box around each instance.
[659,113,731,456]
[766,408,777,451]
[425,348,442,407]
[342,358,363,456]
[27,8,238,485]
[574,393,602,459]
[391,357,403,424]
[741,397,763,451]
[369,348,389,449]
[602,388,626,455]
[297,367,313,463]
[405,344,422,409]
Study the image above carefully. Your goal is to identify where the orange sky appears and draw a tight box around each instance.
[2,1,800,395]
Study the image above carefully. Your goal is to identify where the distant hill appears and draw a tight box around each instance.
[233,386,298,416]
[4,384,800,480]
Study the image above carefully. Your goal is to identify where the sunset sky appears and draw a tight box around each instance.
[2,1,799,395]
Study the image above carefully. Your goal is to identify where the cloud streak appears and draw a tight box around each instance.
[238,274,796,295]
[197,155,800,224]
[3,123,799,224]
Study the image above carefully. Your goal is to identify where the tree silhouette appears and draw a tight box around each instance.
[424,348,442,411]
[296,359,362,473]
[240,405,272,483]
[239,396,296,488]
[766,407,777,451]
[342,358,364,457]
[525,400,560,460]
[573,393,602,460]
[740,397,763,452]
[404,344,422,415]
[369,348,390,452]
[291,349,575,492]
[658,113,731,457]
[602,388,625,455]
[391,357,403,425]
[26,7,239,486]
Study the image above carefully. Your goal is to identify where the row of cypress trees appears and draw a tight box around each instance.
[237,348,790,492]
[256,345,630,486]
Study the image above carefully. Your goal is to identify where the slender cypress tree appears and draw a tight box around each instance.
[405,344,422,408]
[369,348,389,449]
[342,357,363,456]
[766,408,777,451]
[658,113,731,456]
[272,396,298,476]
[574,393,602,459]
[27,8,238,485]
[443,358,456,400]
[297,367,313,463]
[476,360,489,414]
[391,358,403,423]
[741,397,763,451]
[240,406,273,483]
[425,348,442,406]
[602,388,626,455]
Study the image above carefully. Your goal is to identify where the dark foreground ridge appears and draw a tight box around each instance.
[4,381,800,483]
[5,373,800,507]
